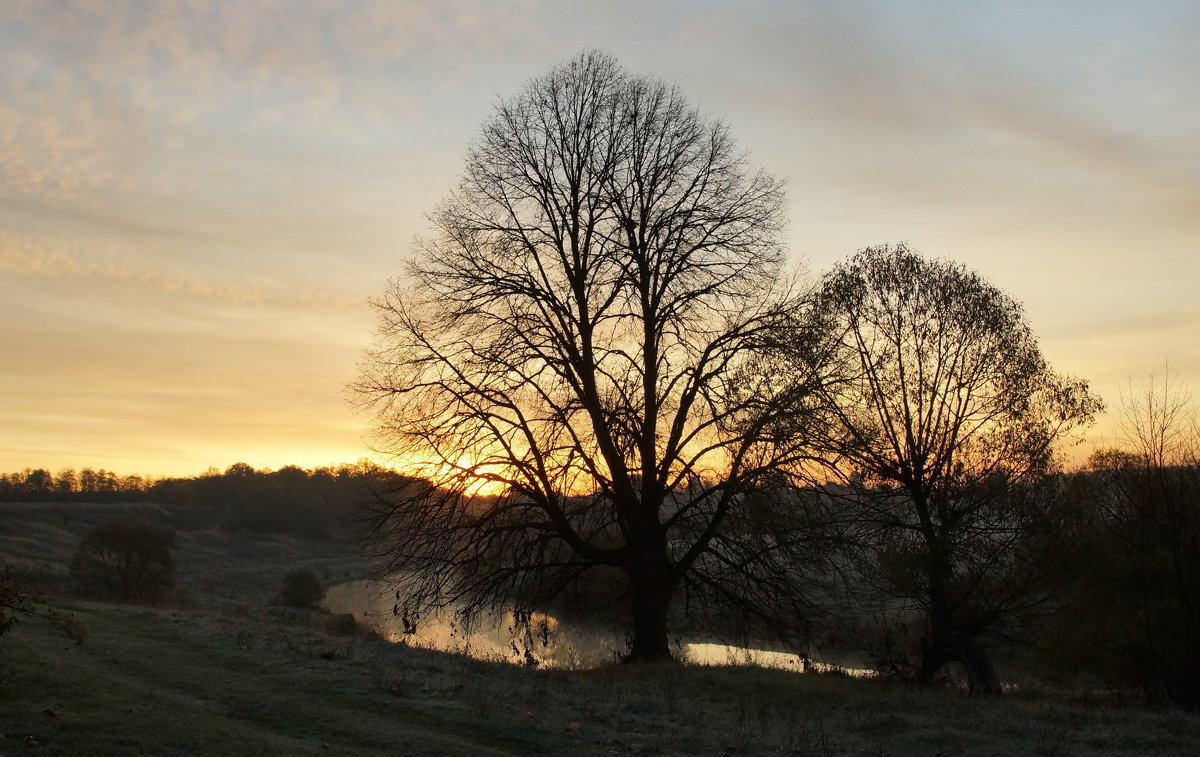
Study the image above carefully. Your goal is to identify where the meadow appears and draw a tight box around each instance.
[3,501,1199,756]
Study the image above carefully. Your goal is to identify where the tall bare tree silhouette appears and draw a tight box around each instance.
[355,51,818,662]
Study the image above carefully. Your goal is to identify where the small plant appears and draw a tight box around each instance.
[69,515,175,603]
[1,564,86,643]
[326,612,359,636]
[280,568,325,607]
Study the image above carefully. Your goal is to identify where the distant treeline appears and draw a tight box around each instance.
[0,461,411,539]
[1,467,152,501]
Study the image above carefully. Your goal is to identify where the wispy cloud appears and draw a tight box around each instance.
[0,233,360,312]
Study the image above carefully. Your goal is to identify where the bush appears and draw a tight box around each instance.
[326,612,359,636]
[280,568,325,608]
[69,516,175,603]
[1,564,86,647]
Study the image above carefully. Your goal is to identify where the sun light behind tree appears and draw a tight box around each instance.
[353,51,819,662]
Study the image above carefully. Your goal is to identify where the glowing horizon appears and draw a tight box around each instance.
[1,2,1196,478]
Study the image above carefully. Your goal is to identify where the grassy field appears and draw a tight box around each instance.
[3,502,1200,756]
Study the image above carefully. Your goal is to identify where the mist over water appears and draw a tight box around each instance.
[324,580,871,675]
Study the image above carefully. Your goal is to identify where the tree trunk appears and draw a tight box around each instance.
[918,622,1003,696]
[956,639,1002,696]
[917,545,956,684]
[918,582,1003,696]
[624,559,676,663]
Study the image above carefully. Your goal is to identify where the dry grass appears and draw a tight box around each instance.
[3,502,1200,756]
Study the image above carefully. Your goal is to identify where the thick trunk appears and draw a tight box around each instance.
[956,641,1002,696]
[918,616,1003,696]
[914,532,1002,695]
[624,558,676,663]
[917,635,941,684]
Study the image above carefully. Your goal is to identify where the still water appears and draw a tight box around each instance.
[324,580,870,675]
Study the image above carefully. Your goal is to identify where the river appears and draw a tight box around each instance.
[323,580,870,675]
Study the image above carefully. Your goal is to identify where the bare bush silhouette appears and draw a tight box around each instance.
[280,568,326,608]
[1,563,85,644]
[70,516,176,603]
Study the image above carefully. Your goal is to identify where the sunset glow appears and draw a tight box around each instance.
[2,1,1196,478]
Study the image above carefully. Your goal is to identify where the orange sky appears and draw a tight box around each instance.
[1,1,1196,477]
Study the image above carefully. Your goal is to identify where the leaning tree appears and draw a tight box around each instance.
[355,52,819,662]
[784,244,1101,694]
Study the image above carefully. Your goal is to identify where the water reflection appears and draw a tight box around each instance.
[685,642,870,676]
[324,580,619,667]
[324,580,871,676]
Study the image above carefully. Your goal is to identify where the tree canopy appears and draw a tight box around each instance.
[356,51,816,661]
[781,244,1102,693]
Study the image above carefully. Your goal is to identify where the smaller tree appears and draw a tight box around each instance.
[782,244,1100,695]
[70,516,176,603]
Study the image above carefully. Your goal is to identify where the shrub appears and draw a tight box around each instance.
[69,516,175,602]
[326,612,359,636]
[2,563,86,645]
[280,568,325,607]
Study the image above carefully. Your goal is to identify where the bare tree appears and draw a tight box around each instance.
[1068,365,1200,705]
[783,244,1101,694]
[1117,363,1197,470]
[355,52,816,662]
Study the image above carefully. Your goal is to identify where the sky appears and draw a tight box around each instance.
[2,0,1197,477]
